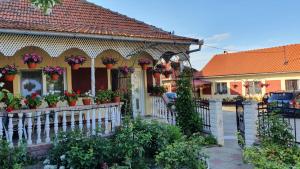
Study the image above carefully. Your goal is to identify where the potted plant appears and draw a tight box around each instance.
[24,93,42,109]
[112,90,121,103]
[94,90,112,104]
[152,68,162,79]
[138,58,151,70]
[44,93,60,108]
[43,66,64,81]
[102,56,118,70]
[23,53,42,69]
[163,70,173,78]
[82,91,93,105]
[63,90,79,106]
[119,66,134,77]
[1,65,18,82]
[151,86,166,96]
[65,55,87,70]
[0,90,22,112]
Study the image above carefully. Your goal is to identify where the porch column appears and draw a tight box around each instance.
[107,70,112,90]
[91,58,96,96]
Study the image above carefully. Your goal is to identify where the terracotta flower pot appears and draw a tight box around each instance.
[153,72,160,79]
[68,100,77,107]
[51,74,60,81]
[141,64,148,70]
[114,96,121,103]
[4,74,15,82]
[105,64,113,70]
[27,62,37,69]
[48,103,57,108]
[82,98,91,105]
[71,64,80,70]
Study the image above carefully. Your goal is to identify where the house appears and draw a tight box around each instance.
[195,44,300,100]
[0,0,201,117]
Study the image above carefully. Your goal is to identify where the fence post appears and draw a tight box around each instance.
[209,99,224,146]
[243,100,258,147]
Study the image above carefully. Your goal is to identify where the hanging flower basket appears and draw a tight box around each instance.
[43,66,64,81]
[65,55,87,70]
[119,66,134,77]
[23,53,42,69]
[102,56,118,70]
[1,65,18,82]
[138,58,151,70]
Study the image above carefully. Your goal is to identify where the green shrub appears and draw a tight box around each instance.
[155,136,207,169]
[0,140,30,169]
[175,72,202,136]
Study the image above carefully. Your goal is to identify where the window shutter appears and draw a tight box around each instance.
[95,68,108,90]
[71,68,91,93]
[146,68,154,93]
[111,69,119,91]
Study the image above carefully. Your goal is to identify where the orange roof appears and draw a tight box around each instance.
[0,0,198,43]
[197,44,300,78]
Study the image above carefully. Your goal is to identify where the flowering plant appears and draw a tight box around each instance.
[43,66,64,75]
[44,93,60,107]
[81,90,93,98]
[102,56,118,65]
[138,58,151,65]
[24,93,42,109]
[23,53,42,64]
[65,55,87,65]
[62,90,79,102]
[0,89,21,112]
[119,66,135,75]
[1,65,18,75]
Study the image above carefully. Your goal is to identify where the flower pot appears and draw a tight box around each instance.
[82,98,91,105]
[141,64,148,70]
[153,72,160,79]
[71,64,80,70]
[48,103,57,108]
[68,100,77,107]
[27,62,37,69]
[105,64,113,70]
[114,96,121,103]
[4,74,15,82]
[51,74,60,81]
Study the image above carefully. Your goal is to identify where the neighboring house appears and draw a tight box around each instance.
[0,0,200,117]
[195,44,300,100]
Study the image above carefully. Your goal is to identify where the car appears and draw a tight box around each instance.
[267,91,300,108]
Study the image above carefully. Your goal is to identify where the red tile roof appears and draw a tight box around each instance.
[0,0,198,43]
[197,44,300,78]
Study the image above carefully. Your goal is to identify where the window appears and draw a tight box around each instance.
[246,81,262,95]
[285,80,298,91]
[46,74,65,94]
[21,70,43,97]
[202,84,212,95]
[215,82,227,95]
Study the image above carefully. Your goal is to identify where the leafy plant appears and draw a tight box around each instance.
[24,93,42,109]
[102,56,118,65]
[44,93,60,106]
[1,65,18,75]
[95,90,113,103]
[155,136,207,169]
[119,66,135,76]
[175,71,203,136]
[0,140,31,169]
[31,0,60,14]
[62,91,79,103]
[150,86,166,96]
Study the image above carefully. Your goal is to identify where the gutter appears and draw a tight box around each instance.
[0,28,201,45]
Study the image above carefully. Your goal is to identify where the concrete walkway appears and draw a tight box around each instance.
[205,109,253,169]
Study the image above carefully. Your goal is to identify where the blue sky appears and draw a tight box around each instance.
[89,0,300,70]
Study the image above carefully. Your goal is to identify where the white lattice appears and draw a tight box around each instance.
[0,33,189,60]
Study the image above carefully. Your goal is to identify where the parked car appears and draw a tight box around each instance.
[266,91,300,108]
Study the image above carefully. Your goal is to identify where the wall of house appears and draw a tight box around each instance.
[200,72,300,100]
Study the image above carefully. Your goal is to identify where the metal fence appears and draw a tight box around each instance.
[195,99,211,133]
[235,101,245,146]
[257,101,300,145]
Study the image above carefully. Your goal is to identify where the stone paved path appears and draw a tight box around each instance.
[205,109,253,169]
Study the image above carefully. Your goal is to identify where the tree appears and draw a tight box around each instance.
[30,0,60,14]
[175,70,202,136]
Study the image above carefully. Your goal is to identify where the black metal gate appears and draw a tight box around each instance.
[236,101,245,146]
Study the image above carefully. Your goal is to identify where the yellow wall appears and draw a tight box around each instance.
[200,72,300,100]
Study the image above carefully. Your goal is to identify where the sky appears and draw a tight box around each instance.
[89,0,300,70]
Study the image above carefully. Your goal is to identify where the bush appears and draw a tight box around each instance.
[0,140,30,169]
[155,136,207,169]
[175,71,202,135]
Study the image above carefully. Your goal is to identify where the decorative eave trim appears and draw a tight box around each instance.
[0,28,200,45]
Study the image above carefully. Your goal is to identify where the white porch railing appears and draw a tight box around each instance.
[151,96,176,125]
[0,103,122,147]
